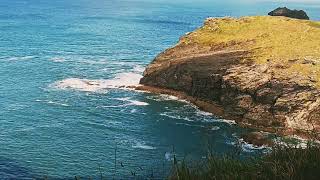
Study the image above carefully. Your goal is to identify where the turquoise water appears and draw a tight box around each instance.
[1,0,319,179]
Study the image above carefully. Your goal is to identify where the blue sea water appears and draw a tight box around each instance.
[0,0,319,179]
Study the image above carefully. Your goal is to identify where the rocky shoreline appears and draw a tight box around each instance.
[139,16,320,138]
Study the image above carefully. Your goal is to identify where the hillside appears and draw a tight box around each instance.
[139,16,320,135]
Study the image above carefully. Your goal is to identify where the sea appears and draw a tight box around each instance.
[0,0,319,179]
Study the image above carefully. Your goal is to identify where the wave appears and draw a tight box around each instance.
[175,122,205,128]
[132,65,145,73]
[50,72,143,93]
[132,142,156,150]
[50,57,66,63]
[274,135,320,149]
[1,56,36,61]
[47,101,70,107]
[130,109,137,113]
[227,139,269,153]
[149,93,237,127]
[146,90,239,126]
[197,110,213,116]
[230,134,270,153]
[146,94,185,102]
[113,97,149,106]
[15,127,35,132]
[212,118,236,125]
[160,112,193,122]
[210,126,220,131]
[128,100,149,106]
[36,99,70,107]
[241,141,269,152]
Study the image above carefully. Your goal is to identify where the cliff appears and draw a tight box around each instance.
[139,16,320,135]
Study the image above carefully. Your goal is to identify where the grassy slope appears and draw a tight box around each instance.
[170,144,320,180]
[181,16,320,87]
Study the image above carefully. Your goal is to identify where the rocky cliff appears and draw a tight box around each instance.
[139,16,320,135]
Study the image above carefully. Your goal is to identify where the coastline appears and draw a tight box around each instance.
[139,16,320,141]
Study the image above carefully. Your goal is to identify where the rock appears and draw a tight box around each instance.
[241,132,273,146]
[268,7,309,20]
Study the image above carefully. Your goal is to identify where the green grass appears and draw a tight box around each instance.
[308,21,320,28]
[180,16,320,87]
[170,144,320,180]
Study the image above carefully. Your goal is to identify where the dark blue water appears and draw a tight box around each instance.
[1,0,319,179]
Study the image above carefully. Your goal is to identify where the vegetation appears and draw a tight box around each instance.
[170,143,320,180]
[181,16,320,87]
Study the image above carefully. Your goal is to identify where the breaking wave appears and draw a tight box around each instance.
[113,97,149,106]
[132,142,156,150]
[50,72,143,93]
[1,56,36,61]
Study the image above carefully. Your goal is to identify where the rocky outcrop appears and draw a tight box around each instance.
[241,132,274,146]
[268,7,309,20]
[140,16,320,135]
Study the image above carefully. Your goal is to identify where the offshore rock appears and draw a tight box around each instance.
[268,7,309,20]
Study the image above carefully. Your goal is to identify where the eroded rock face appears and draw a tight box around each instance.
[268,7,309,20]
[141,49,320,133]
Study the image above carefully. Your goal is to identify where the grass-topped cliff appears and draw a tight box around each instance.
[183,16,320,87]
[140,16,320,135]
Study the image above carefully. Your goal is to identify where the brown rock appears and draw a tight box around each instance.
[241,132,273,146]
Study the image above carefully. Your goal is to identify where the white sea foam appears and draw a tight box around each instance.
[230,134,270,152]
[146,94,184,102]
[7,56,35,61]
[175,122,205,128]
[47,101,70,107]
[132,142,156,150]
[36,99,70,107]
[15,127,35,132]
[51,72,143,93]
[113,97,149,106]
[273,135,320,149]
[214,118,237,125]
[210,126,220,131]
[130,109,137,113]
[80,59,109,65]
[160,112,193,121]
[241,141,269,152]
[151,93,237,126]
[129,100,149,106]
[51,57,66,62]
[165,152,173,161]
[133,65,145,73]
[197,110,213,116]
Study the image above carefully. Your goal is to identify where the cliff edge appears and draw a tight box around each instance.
[139,16,320,135]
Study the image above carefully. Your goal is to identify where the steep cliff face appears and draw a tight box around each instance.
[140,16,320,134]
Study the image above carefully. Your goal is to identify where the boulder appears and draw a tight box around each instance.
[268,7,309,20]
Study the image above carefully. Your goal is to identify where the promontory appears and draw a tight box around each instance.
[138,16,320,136]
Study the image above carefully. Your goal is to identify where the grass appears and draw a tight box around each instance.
[170,143,320,180]
[180,16,320,87]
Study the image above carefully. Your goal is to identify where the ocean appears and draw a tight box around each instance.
[0,0,319,178]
